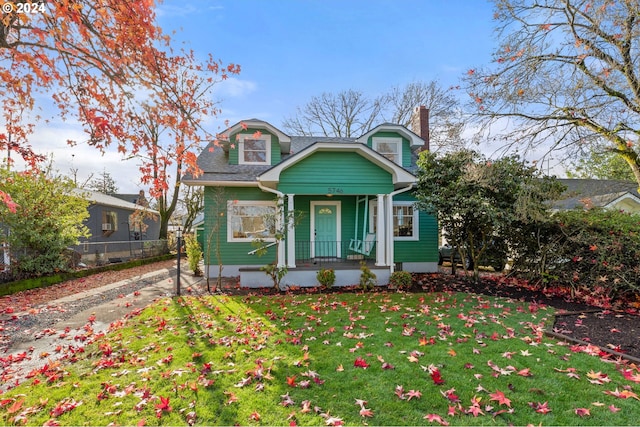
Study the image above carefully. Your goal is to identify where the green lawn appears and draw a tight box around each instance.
[1,290,639,426]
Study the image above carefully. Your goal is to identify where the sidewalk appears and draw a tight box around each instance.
[0,261,207,391]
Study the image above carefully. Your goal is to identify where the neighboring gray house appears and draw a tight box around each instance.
[69,189,162,264]
[553,179,640,213]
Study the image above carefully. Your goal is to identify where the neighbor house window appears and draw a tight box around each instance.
[102,210,117,236]
[238,134,271,165]
[372,137,402,164]
[369,201,418,241]
[227,200,277,242]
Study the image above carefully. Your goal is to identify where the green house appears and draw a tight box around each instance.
[183,115,439,288]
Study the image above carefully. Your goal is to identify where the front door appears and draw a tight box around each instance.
[312,201,340,258]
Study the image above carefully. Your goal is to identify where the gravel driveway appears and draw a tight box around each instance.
[0,260,206,391]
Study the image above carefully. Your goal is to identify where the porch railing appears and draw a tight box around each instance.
[294,240,375,267]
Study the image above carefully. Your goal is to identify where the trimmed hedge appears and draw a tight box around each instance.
[511,208,640,301]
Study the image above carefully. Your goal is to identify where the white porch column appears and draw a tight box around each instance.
[386,194,395,272]
[376,194,386,266]
[277,196,286,268]
[286,194,296,268]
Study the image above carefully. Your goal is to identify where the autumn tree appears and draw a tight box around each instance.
[566,144,636,180]
[0,1,239,214]
[125,47,235,239]
[385,81,466,152]
[180,185,203,233]
[462,0,640,186]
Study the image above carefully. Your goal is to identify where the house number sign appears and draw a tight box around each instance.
[327,187,344,194]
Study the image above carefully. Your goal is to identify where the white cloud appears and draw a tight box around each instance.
[8,123,146,194]
[216,77,257,98]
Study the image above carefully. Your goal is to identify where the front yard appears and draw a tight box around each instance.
[1,290,639,425]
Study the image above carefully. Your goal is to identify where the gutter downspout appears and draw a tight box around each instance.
[387,183,415,273]
[257,180,286,268]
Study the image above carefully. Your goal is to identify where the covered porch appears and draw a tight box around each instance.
[240,192,406,288]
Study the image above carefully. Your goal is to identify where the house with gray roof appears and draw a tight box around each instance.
[183,108,439,287]
[67,189,161,265]
[553,179,640,212]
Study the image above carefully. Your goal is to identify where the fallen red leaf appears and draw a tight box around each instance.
[430,368,445,385]
[155,396,172,418]
[575,407,590,417]
[489,390,511,407]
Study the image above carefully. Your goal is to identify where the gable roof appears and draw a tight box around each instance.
[218,119,292,154]
[356,123,424,148]
[72,189,159,214]
[553,179,640,210]
[183,121,423,186]
[258,141,416,189]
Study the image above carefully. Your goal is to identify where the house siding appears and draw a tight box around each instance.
[289,195,360,260]
[278,151,393,194]
[393,192,438,264]
[203,186,277,267]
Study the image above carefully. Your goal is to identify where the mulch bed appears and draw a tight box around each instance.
[430,272,640,361]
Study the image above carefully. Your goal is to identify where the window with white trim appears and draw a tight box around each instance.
[227,200,277,242]
[238,134,271,164]
[369,201,419,241]
[372,137,402,164]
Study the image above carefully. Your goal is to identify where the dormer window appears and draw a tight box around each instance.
[239,134,271,165]
[373,137,402,163]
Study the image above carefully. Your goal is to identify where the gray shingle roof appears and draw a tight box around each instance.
[184,135,419,184]
[553,179,640,210]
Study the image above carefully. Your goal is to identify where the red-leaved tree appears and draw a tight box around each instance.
[0,0,238,214]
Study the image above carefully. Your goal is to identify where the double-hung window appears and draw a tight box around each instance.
[238,134,271,165]
[227,200,277,242]
[372,137,402,164]
[369,201,419,241]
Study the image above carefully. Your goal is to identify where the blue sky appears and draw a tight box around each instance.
[156,0,497,132]
[30,0,499,193]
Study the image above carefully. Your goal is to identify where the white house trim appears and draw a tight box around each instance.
[286,194,296,268]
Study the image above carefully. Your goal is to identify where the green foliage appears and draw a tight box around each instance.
[416,149,564,281]
[359,261,376,291]
[316,268,336,289]
[567,146,636,181]
[389,270,412,290]
[513,208,640,302]
[0,170,90,278]
[260,263,288,291]
[509,207,640,303]
[184,233,203,276]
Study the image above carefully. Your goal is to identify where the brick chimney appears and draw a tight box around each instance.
[410,105,430,151]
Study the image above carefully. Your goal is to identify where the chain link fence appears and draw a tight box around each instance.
[65,239,169,268]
